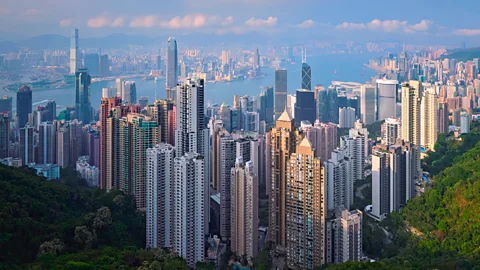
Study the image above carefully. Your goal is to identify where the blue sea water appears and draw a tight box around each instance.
[0,53,381,111]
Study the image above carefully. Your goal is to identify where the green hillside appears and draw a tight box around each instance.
[0,166,193,269]
[329,123,480,269]
[440,47,480,62]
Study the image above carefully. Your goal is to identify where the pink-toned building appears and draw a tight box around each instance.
[304,121,338,162]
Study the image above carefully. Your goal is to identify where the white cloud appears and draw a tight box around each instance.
[24,9,41,16]
[159,14,207,29]
[59,19,73,27]
[296,20,315,29]
[88,15,126,28]
[453,29,480,36]
[129,15,158,28]
[336,22,365,30]
[336,19,434,34]
[409,19,432,32]
[112,16,125,27]
[244,16,278,28]
[367,19,407,32]
[129,14,233,29]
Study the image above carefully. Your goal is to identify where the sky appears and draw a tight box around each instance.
[2,0,480,45]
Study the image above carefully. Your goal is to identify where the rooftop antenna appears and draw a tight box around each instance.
[302,46,307,63]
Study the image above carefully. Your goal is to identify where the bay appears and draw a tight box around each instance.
[0,53,381,111]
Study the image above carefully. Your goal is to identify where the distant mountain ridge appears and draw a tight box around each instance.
[0,33,161,53]
[440,47,480,61]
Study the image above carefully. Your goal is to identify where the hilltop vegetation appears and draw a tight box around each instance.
[0,165,193,269]
[332,122,480,269]
[440,47,480,62]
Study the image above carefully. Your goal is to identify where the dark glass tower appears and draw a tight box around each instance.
[16,85,32,129]
[166,37,178,101]
[317,87,338,123]
[294,89,316,124]
[301,63,312,90]
[75,68,92,124]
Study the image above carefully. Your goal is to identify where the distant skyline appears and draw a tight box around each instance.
[2,0,480,45]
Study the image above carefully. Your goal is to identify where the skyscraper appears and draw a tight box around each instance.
[16,85,32,130]
[175,78,207,158]
[166,38,178,100]
[120,114,161,210]
[0,114,9,158]
[75,68,92,124]
[258,86,274,129]
[0,96,13,119]
[146,143,175,249]
[19,125,35,164]
[70,29,80,74]
[230,158,259,259]
[122,81,137,104]
[325,148,353,215]
[341,127,367,182]
[401,81,421,178]
[301,63,312,90]
[371,141,414,221]
[222,50,230,68]
[294,89,316,124]
[437,102,449,134]
[325,209,363,264]
[382,117,401,146]
[285,138,325,268]
[338,107,356,128]
[57,124,70,168]
[461,112,470,134]
[304,121,338,162]
[38,122,56,164]
[269,108,299,250]
[376,79,398,121]
[253,49,260,70]
[360,84,375,125]
[115,78,124,98]
[219,135,236,241]
[175,78,210,234]
[99,98,140,190]
[274,69,288,121]
[420,88,438,150]
[173,152,205,267]
[317,87,339,123]
[211,122,229,191]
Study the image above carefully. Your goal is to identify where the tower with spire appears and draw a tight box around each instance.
[301,46,312,90]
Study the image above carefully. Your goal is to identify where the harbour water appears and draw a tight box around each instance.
[0,53,381,111]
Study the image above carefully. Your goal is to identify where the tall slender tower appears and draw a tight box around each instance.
[286,138,325,268]
[166,37,178,100]
[146,143,175,249]
[70,29,80,74]
[0,114,9,158]
[219,134,236,241]
[401,81,421,178]
[301,48,312,90]
[75,68,92,124]
[360,84,376,125]
[420,88,438,151]
[231,158,259,259]
[274,69,288,121]
[269,108,299,250]
[16,85,32,130]
[175,78,210,234]
[173,153,205,267]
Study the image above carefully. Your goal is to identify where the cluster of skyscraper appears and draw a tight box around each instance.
[3,30,480,270]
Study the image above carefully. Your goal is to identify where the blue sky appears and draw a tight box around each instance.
[1,0,480,44]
